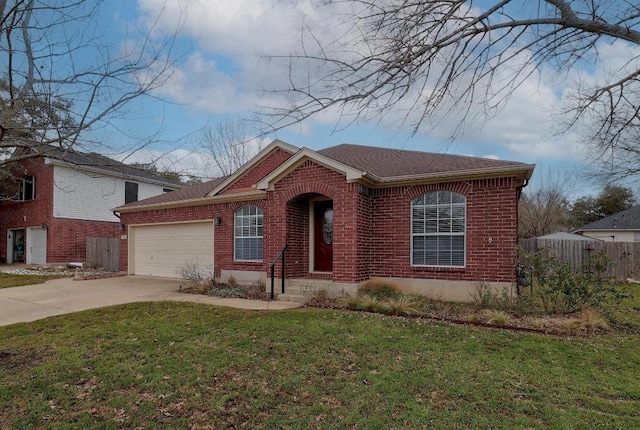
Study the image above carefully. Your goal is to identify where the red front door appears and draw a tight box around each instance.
[314,200,333,272]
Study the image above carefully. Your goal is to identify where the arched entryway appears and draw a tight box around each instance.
[285,193,333,276]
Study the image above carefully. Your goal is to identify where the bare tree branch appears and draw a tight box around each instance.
[0,0,184,170]
[262,0,640,178]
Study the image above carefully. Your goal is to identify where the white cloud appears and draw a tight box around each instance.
[134,0,639,166]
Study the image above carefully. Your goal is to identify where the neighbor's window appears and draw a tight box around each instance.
[234,205,263,261]
[125,181,139,204]
[411,190,466,267]
[19,175,36,201]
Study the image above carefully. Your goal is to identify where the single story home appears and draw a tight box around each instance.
[114,140,535,301]
[575,205,640,242]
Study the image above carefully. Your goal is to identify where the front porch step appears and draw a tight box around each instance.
[275,282,331,304]
[277,292,310,304]
[277,284,315,304]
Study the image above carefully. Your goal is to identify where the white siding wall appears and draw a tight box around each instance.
[53,165,168,222]
[581,230,638,242]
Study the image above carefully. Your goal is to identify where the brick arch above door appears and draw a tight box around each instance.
[280,182,339,203]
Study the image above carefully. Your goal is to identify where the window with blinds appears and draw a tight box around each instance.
[234,205,264,261]
[411,190,466,267]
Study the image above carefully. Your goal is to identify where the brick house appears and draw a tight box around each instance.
[0,146,180,266]
[115,140,534,301]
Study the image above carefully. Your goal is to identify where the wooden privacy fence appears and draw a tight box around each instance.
[86,237,120,272]
[519,238,640,281]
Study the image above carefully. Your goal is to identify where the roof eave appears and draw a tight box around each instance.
[256,147,367,191]
[206,139,299,196]
[45,157,182,189]
[114,190,267,214]
[357,164,536,188]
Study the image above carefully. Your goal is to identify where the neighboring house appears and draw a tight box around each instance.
[536,232,602,241]
[574,206,640,242]
[0,146,181,265]
[115,140,535,301]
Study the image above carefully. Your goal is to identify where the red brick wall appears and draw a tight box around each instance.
[119,159,520,284]
[0,158,53,262]
[264,160,364,282]
[0,158,128,264]
[221,148,293,194]
[47,218,121,263]
[369,178,519,282]
[119,200,267,277]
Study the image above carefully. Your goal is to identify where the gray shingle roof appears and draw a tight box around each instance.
[41,146,180,187]
[317,144,529,178]
[577,206,640,231]
[117,141,533,211]
[115,177,226,209]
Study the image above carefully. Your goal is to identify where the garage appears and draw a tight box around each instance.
[129,221,214,278]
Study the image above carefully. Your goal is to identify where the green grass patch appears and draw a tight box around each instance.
[605,283,640,331]
[1,302,639,429]
[0,273,69,289]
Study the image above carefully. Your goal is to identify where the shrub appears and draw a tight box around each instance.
[523,248,628,314]
[481,309,511,326]
[176,260,215,294]
[358,280,401,301]
[562,308,609,334]
[471,282,534,315]
[386,296,420,316]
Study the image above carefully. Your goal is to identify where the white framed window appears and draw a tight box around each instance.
[411,190,466,267]
[234,205,263,261]
[19,175,36,201]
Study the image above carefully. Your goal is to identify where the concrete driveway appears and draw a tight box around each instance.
[0,275,302,326]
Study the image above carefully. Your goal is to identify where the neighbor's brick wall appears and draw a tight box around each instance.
[0,158,129,264]
[47,218,121,263]
[0,158,53,261]
[369,178,519,283]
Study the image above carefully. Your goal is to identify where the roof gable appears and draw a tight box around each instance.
[258,143,534,190]
[256,147,367,191]
[206,139,298,196]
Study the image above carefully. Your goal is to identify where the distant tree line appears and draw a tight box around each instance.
[519,175,636,239]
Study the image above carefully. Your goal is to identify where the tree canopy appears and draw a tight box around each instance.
[266,0,640,179]
[0,1,181,172]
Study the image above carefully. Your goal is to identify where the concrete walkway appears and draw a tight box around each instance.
[0,275,303,326]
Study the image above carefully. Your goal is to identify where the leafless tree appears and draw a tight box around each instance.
[264,0,640,174]
[0,0,182,170]
[519,165,575,238]
[200,118,265,177]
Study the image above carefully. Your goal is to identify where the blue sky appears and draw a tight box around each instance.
[93,1,640,197]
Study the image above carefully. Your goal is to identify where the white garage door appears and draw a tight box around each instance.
[130,221,214,278]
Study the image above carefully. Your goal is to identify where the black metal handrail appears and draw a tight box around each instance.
[269,244,288,300]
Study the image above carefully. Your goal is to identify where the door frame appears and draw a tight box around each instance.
[309,197,333,273]
[26,226,47,265]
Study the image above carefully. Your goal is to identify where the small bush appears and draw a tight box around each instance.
[562,308,609,333]
[177,260,215,294]
[386,296,420,316]
[192,279,213,295]
[226,275,239,288]
[471,282,533,315]
[358,280,401,301]
[523,248,628,314]
[481,309,511,326]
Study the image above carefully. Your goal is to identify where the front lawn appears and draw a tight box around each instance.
[1,302,638,429]
[0,273,70,289]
